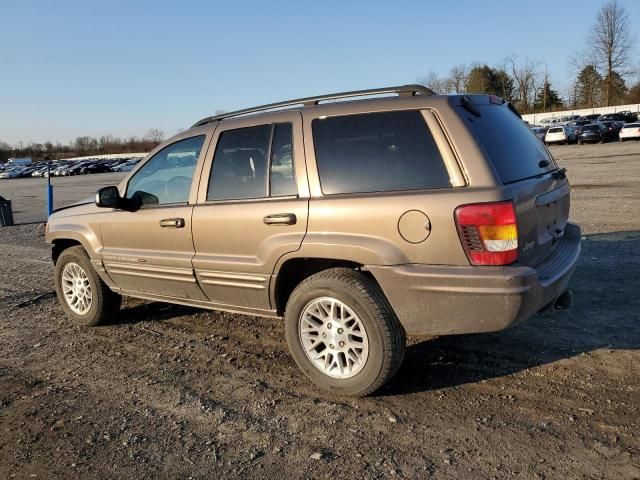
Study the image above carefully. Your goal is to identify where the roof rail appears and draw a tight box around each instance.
[191,84,435,127]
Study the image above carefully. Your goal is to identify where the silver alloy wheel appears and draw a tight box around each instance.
[61,262,93,315]
[299,296,369,379]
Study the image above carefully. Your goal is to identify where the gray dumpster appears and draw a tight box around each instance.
[0,195,14,226]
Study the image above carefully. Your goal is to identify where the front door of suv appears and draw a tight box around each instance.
[191,112,308,312]
[100,131,212,301]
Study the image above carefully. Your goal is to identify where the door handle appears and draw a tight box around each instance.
[263,213,296,226]
[159,218,185,228]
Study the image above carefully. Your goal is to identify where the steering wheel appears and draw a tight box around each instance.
[164,176,192,203]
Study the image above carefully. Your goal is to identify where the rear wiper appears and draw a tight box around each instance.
[461,96,481,117]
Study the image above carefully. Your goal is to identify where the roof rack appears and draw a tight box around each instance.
[192,84,434,127]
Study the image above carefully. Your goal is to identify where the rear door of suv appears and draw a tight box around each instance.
[301,104,471,267]
[191,111,309,312]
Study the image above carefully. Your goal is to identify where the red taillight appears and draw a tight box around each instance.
[455,201,519,266]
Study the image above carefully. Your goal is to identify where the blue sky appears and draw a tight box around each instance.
[2,0,639,144]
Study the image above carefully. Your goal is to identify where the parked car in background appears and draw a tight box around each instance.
[112,160,138,172]
[619,122,640,141]
[539,118,559,127]
[560,114,580,124]
[0,170,18,179]
[531,126,547,141]
[545,126,576,145]
[598,121,619,141]
[0,156,145,181]
[580,114,601,122]
[567,119,590,130]
[598,112,637,123]
[577,124,605,144]
[8,157,33,166]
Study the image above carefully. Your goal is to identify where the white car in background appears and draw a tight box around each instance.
[619,123,640,142]
[539,118,559,127]
[545,126,577,145]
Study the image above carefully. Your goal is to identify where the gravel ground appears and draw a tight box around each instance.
[1,142,639,479]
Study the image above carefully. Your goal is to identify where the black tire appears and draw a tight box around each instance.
[284,268,405,396]
[54,246,122,326]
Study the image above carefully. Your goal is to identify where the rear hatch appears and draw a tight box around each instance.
[545,127,565,142]
[459,98,570,267]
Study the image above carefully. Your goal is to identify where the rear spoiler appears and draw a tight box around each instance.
[459,95,523,119]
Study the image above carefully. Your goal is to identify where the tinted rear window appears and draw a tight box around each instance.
[464,104,555,183]
[312,110,451,195]
[623,123,640,128]
[548,127,563,133]
[583,125,600,131]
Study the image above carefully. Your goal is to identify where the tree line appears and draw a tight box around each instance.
[419,0,639,114]
[0,129,165,163]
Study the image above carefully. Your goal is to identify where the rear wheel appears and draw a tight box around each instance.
[284,268,405,396]
[54,246,121,326]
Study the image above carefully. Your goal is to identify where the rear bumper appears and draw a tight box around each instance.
[368,223,581,336]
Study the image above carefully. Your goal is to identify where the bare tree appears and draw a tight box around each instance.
[506,55,539,114]
[448,65,469,93]
[417,71,452,94]
[588,0,633,106]
[145,129,165,143]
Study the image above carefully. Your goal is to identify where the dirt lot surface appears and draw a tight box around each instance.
[1,142,639,479]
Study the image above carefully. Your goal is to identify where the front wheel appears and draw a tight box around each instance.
[54,246,122,326]
[284,268,405,396]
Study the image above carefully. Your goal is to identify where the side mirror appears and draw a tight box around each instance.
[95,186,120,208]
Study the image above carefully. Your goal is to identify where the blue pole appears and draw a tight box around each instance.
[46,161,53,217]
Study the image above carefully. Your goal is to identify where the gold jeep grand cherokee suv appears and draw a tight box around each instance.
[46,85,581,396]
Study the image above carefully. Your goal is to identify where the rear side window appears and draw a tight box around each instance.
[208,125,271,200]
[465,104,556,184]
[207,123,297,201]
[312,110,451,195]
